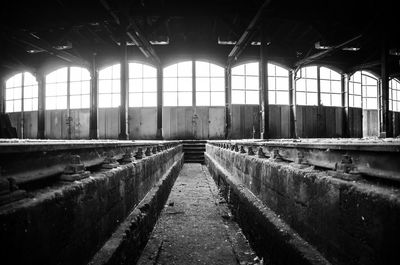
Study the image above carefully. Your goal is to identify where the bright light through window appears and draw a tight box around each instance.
[163,61,192,106]
[390,79,400,112]
[69,67,90,109]
[129,63,157,107]
[99,64,120,108]
[46,68,68,110]
[319,67,342,107]
[5,73,23,113]
[349,71,362,108]
[296,66,318,106]
[231,62,259,104]
[361,71,378,110]
[195,61,225,106]
[267,63,289,105]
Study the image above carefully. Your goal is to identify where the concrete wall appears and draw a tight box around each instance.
[205,144,400,265]
[0,145,183,265]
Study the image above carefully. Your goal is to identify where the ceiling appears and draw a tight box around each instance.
[0,0,398,77]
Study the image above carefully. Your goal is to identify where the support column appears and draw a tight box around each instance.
[119,29,129,140]
[342,74,350,137]
[89,53,99,139]
[381,38,391,137]
[36,72,45,139]
[156,65,163,139]
[0,79,4,113]
[225,67,232,139]
[289,70,297,138]
[260,28,269,139]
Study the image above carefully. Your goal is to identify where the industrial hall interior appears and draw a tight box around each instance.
[1,0,399,264]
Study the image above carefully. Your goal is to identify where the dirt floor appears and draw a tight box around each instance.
[137,163,264,265]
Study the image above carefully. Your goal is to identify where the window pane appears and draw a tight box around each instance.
[307,79,317,92]
[178,78,192,91]
[232,65,244,75]
[112,94,120,107]
[99,94,111,108]
[276,77,288,90]
[196,77,210,91]
[178,92,192,106]
[268,78,276,91]
[82,95,90,108]
[210,64,224,77]
[296,79,306,91]
[164,92,177,106]
[320,67,331,80]
[268,91,276,104]
[143,65,156,78]
[13,99,21,112]
[276,91,289,104]
[24,98,32,111]
[143,78,157,92]
[6,101,13,113]
[307,93,317,105]
[70,82,81,95]
[321,93,330,106]
[178,61,192,77]
[232,76,245,90]
[275,65,288,77]
[143,92,157,107]
[70,95,81,109]
[211,78,224,91]
[58,96,67,109]
[130,92,142,107]
[24,86,32,98]
[245,62,259,76]
[267,64,276,76]
[320,80,331,93]
[130,79,142,93]
[232,90,245,104]
[246,76,259,90]
[14,87,22,99]
[99,80,111,93]
[46,97,56,110]
[246,91,259,104]
[196,61,210,77]
[112,80,120,93]
[331,94,342,107]
[164,78,177,91]
[196,92,210,106]
[82,81,90,94]
[331,81,341,93]
[163,64,177,77]
[210,92,225,106]
[130,63,142,78]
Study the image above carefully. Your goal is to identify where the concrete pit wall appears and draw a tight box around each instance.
[0,145,183,265]
[205,144,400,265]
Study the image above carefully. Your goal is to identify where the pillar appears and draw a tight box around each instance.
[36,72,45,139]
[289,70,297,138]
[0,78,5,114]
[89,53,99,139]
[225,67,232,139]
[381,38,391,137]
[342,74,350,137]
[260,28,269,139]
[119,29,129,140]
[156,65,163,139]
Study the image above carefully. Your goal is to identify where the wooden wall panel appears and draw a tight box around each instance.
[8,113,22,138]
[45,110,69,139]
[231,105,260,139]
[70,109,90,139]
[128,107,157,139]
[362,109,379,137]
[393,112,400,137]
[98,108,119,139]
[23,111,38,139]
[268,105,290,138]
[162,107,194,139]
[208,107,225,139]
[348,108,362,138]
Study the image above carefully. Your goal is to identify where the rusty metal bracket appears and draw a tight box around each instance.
[60,155,90,181]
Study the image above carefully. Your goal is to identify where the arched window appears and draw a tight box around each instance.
[69,67,90,109]
[195,61,225,106]
[5,72,38,113]
[320,67,342,106]
[349,71,362,108]
[129,63,157,107]
[295,66,318,106]
[46,68,68,110]
[390,79,400,112]
[350,71,378,110]
[99,64,120,108]
[163,61,192,106]
[231,62,259,104]
[46,67,90,110]
[267,63,289,104]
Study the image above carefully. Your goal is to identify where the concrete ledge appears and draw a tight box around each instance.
[89,153,183,265]
[205,144,400,265]
[205,153,331,265]
[0,145,183,265]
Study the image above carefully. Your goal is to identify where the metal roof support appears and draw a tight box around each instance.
[227,0,272,66]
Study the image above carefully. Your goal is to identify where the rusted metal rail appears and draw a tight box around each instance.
[0,140,181,185]
[208,139,400,182]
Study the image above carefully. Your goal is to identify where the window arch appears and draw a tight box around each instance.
[295,66,318,106]
[319,67,342,106]
[231,62,259,104]
[195,61,225,106]
[99,64,120,108]
[129,63,157,107]
[390,79,400,112]
[46,66,90,110]
[5,72,38,113]
[267,63,289,104]
[349,71,378,110]
[163,61,192,106]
